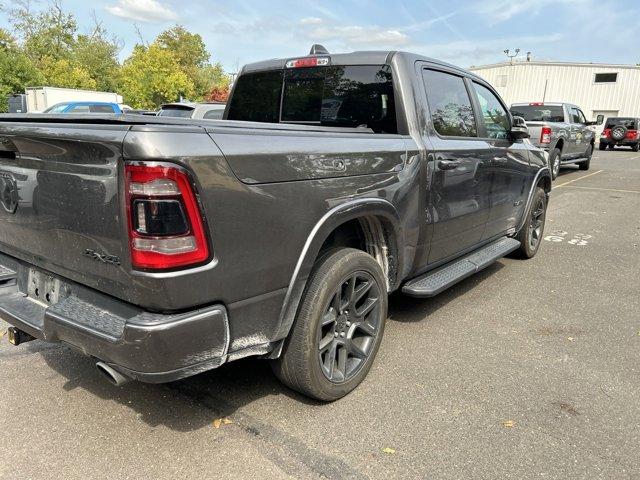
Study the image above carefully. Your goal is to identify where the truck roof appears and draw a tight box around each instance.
[241,50,481,81]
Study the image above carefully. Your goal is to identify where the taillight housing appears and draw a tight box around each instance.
[125,163,210,270]
[540,127,552,144]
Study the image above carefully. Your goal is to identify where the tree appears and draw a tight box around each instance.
[72,22,122,93]
[0,29,45,111]
[156,25,209,69]
[39,56,97,90]
[9,0,77,64]
[155,26,228,101]
[206,85,230,103]
[120,44,195,109]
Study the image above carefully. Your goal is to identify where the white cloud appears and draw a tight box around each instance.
[106,0,178,23]
[299,18,411,48]
[300,17,323,25]
[477,0,582,23]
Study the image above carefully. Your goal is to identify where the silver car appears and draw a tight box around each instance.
[157,102,226,120]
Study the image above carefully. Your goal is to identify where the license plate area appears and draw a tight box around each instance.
[27,270,66,306]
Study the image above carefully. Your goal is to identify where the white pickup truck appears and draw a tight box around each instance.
[510,102,602,180]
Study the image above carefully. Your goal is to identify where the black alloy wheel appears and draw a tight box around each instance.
[317,271,382,383]
[528,195,546,251]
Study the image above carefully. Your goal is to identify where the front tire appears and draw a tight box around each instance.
[513,187,547,259]
[271,248,388,401]
[549,148,561,180]
[579,144,593,170]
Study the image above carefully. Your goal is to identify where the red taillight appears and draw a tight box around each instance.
[626,130,639,140]
[529,102,544,106]
[285,56,330,68]
[602,128,611,138]
[540,127,552,144]
[125,164,209,270]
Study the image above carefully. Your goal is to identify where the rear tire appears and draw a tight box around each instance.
[271,248,388,401]
[632,143,639,152]
[599,143,607,151]
[549,148,561,180]
[513,187,547,259]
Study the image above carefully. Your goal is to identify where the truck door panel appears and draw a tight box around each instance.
[419,68,492,265]
[469,81,529,238]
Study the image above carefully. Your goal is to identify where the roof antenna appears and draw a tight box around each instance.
[309,44,329,55]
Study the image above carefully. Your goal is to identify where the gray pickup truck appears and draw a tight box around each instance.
[0,48,551,401]
[510,102,600,180]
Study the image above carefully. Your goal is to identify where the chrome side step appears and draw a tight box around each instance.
[402,237,520,298]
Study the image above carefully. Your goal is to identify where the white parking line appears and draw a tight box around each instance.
[554,170,604,189]
[560,185,640,194]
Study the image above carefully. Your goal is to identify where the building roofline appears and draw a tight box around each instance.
[469,60,640,70]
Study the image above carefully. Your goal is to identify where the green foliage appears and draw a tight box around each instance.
[0,1,230,110]
[0,29,45,111]
[120,44,195,110]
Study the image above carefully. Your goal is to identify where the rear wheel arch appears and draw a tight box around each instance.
[274,199,403,343]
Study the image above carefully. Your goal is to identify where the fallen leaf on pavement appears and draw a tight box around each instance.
[213,417,233,429]
[502,420,515,428]
[381,447,396,455]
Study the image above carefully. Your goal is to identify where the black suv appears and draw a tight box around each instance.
[599,117,640,151]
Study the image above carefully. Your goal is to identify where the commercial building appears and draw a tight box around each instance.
[469,60,640,123]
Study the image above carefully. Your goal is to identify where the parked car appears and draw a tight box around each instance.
[0,47,551,401]
[157,102,226,119]
[43,101,124,114]
[510,102,599,180]
[599,117,640,152]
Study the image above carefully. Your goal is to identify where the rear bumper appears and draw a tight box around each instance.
[0,252,229,383]
[600,139,638,146]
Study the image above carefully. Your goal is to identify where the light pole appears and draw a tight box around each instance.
[504,48,520,65]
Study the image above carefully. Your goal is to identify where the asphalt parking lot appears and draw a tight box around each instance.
[1,148,639,480]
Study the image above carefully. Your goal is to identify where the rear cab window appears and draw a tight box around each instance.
[510,105,565,123]
[227,64,397,134]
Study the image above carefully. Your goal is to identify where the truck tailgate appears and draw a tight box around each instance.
[0,122,129,294]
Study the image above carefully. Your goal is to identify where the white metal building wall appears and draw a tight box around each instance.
[469,62,640,121]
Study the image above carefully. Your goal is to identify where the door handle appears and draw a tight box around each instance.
[493,156,508,164]
[437,159,461,170]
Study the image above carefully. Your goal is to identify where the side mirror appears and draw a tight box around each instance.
[510,116,530,140]
[596,114,604,125]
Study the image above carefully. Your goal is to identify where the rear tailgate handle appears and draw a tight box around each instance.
[437,159,461,170]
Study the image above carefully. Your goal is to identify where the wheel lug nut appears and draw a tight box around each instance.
[340,332,345,337]
[346,321,351,327]
[334,331,339,337]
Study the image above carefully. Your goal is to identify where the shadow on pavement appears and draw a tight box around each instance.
[388,261,504,322]
[35,260,506,432]
[39,345,318,432]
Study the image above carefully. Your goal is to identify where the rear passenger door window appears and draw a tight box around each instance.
[472,83,510,140]
[422,69,477,137]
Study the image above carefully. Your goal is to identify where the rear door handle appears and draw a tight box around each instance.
[437,160,461,170]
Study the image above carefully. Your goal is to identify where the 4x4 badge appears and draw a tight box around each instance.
[0,172,18,214]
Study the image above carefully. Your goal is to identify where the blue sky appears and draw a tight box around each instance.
[3,0,640,72]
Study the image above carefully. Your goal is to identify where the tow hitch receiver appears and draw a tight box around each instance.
[7,327,35,346]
